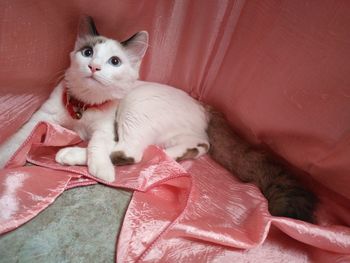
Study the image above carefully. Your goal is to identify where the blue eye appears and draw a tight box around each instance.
[81,47,93,57]
[108,56,121,66]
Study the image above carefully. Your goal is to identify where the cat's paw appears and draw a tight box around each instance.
[88,158,115,182]
[55,147,87,166]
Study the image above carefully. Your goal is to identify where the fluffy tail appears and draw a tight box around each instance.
[206,108,317,222]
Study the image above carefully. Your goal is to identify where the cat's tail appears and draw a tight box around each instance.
[205,107,317,222]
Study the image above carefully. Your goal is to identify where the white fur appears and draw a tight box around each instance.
[113,81,209,162]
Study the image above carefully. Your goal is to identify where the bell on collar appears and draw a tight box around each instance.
[75,110,83,119]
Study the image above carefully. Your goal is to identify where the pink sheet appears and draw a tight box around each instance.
[1,0,350,261]
[1,123,349,262]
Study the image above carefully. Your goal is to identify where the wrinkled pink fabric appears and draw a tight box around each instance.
[1,123,349,262]
[1,0,350,262]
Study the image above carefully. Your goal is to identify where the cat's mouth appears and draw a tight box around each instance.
[86,75,102,85]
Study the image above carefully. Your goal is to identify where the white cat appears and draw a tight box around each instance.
[0,17,209,182]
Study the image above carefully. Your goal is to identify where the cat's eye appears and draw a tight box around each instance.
[81,47,93,57]
[108,56,121,67]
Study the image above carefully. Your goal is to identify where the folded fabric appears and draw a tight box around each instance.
[0,122,349,262]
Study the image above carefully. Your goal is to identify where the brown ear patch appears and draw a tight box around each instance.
[176,148,199,162]
[110,151,135,165]
[76,36,107,51]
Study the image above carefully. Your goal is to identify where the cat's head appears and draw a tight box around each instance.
[65,16,148,104]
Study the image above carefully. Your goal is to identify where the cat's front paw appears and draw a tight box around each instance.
[55,147,87,166]
[88,158,115,182]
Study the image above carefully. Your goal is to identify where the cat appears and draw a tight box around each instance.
[0,16,316,222]
[0,16,149,182]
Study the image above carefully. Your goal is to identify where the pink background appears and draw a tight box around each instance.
[0,0,349,261]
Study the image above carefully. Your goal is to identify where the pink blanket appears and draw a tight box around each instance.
[0,122,349,262]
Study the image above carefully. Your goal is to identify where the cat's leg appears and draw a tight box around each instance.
[55,147,87,166]
[87,128,116,182]
[164,134,209,161]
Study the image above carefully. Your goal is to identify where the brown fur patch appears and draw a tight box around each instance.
[110,151,135,166]
[176,148,199,162]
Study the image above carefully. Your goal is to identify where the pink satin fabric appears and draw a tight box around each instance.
[1,123,349,262]
[1,0,350,261]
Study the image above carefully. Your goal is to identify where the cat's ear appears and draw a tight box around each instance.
[77,15,99,38]
[122,31,149,67]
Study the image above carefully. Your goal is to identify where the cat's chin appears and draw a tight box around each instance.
[81,78,126,101]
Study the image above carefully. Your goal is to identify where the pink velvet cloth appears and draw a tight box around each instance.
[1,123,350,262]
[1,0,350,261]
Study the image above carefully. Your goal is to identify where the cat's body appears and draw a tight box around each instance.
[0,16,316,222]
[111,81,209,165]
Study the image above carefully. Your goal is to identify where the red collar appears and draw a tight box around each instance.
[62,87,111,119]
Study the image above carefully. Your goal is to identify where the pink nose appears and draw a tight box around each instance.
[88,64,101,73]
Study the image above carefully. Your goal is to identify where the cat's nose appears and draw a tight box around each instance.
[88,64,101,73]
